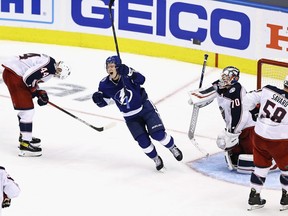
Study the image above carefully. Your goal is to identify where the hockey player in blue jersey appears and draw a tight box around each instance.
[92,55,183,171]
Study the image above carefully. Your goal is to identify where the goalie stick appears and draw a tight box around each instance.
[188,54,209,157]
[108,0,130,109]
[48,101,115,132]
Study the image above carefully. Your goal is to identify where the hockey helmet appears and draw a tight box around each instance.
[55,61,71,80]
[105,55,121,69]
[284,75,288,88]
[219,66,240,88]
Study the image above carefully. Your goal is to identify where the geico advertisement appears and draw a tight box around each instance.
[0,0,53,23]
[0,0,287,60]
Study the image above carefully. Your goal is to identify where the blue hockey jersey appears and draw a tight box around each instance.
[98,69,148,118]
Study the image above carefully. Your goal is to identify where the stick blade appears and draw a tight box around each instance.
[190,138,209,157]
[103,122,117,130]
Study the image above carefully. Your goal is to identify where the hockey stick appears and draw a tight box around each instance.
[48,101,115,132]
[188,54,209,157]
[108,0,130,109]
[108,0,120,57]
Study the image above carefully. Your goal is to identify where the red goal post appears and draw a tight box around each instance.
[257,58,288,89]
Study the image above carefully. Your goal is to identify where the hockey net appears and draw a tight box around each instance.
[257,58,288,89]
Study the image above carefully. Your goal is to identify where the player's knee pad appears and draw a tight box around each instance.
[151,130,174,148]
[18,109,35,123]
[136,133,151,148]
[150,130,165,141]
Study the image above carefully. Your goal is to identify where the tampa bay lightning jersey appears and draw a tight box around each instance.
[98,69,147,116]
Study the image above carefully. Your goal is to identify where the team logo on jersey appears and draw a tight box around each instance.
[229,87,236,93]
[115,88,132,106]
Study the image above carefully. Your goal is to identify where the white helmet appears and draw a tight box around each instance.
[284,75,288,88]
[55,61,71,79]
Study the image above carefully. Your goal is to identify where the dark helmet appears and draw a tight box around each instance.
[219,66,240,88]
[105,55,121,68]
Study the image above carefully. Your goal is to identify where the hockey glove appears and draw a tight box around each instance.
[37,90,49,106]
[92,91,108,108]
[117,64,135,77]
[29,85,39,98]
[249,104,260,121]
[117,64,129,76]
[2,193,11,208]
[216,129,240,150]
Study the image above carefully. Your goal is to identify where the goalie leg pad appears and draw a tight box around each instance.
[237,154,254,174]
[224,151,236,171]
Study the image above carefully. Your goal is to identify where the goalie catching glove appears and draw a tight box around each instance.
[188,86,216,108]
[216,129,240,150]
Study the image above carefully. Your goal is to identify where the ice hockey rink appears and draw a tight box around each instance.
[0,40,284,216]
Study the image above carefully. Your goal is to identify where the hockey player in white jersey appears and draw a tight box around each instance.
[189,66,257,173]
[0,166,20,215]
[243,76,288,211]
[2,53,71,157]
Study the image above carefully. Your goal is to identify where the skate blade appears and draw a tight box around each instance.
[18,151,42,157]
[280,205,288,211]
[157,167,167,173]
[247,204,265,211]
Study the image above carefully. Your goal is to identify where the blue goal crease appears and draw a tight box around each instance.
[187,152,281,190]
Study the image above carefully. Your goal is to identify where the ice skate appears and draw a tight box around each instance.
[18,140,42,157]
[280,189,288,211]
[169,146,183,161]
[247,188,266,211]
[153,156,164,171]
[19,133,41,147]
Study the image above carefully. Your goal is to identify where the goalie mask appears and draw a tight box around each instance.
[55,61,71,80]
[219,66,240,89]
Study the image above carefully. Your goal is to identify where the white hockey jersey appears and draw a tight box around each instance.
[0,167,20,215]
[2,53,57,88]
[243,85,288,139]
[214,81,255,134]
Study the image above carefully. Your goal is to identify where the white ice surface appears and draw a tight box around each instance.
[0,41,284,216]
